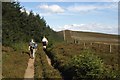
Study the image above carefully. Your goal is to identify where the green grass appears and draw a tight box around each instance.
[11,42,29,52]
[34,52,43,78]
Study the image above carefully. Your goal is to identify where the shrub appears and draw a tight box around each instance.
[11,42,28,52]
[47,41,53,49]
[47,46,118,80]
[64,50,105,80]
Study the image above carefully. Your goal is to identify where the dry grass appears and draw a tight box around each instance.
[2,46,29,78]
[58,30,119,43]
[51,43,119,70]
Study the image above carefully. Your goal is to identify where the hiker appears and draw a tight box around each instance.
[28,39,38,59]
[42,36,48,49]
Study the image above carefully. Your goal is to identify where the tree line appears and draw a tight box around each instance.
[2,2,63,46]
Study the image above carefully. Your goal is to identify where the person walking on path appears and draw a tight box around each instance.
[28,39,38,59]
[42,36,48,50]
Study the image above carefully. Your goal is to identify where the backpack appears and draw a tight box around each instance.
[30,42,37,49]
[34,43,38,49]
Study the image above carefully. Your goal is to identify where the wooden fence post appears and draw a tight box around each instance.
[109,44,112,53]
[90,43,93,45]
[75,39,76,44]
[63,30,65,41]
[74,39,76,44]
[84,42,86,48]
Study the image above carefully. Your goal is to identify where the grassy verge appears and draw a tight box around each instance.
[2,45,29,78]
[34,51,43,78]
[34,45,62,79]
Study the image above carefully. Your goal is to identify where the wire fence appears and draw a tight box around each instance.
[66,40,119,53]
[62,30,119,53]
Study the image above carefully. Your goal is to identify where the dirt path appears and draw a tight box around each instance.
[46,55,52,67]
[24,58,34,80]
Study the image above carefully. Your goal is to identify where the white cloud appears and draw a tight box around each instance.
[53,23,118,35]
[67,5,97,12]
[20,9,30,15]
[39,12,52,16]
[67,3,117,12]
[38,4,65,13]
[17,0,119,2]
[36,2,118,16]
[20,8,37,15]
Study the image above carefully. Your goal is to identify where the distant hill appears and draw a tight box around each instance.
[58,30,119,43]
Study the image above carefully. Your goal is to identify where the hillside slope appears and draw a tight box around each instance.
[58,30,119,43]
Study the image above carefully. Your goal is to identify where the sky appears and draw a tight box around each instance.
[19,1,119,35]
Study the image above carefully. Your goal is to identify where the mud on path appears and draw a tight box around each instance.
[24,58,34,80]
